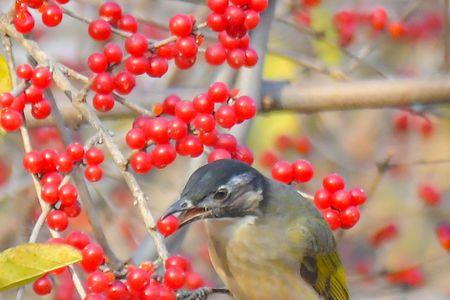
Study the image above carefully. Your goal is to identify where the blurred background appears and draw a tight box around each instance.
[1,0,450,299]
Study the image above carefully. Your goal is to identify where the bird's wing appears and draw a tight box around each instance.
[289,217,349,300]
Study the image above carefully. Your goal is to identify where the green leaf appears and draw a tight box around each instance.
[0,54,12,93]
[0,243,82,291]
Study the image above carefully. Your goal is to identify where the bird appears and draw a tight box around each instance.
[162,159,349,300]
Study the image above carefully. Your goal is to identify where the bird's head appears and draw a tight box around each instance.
[161,159,266,228]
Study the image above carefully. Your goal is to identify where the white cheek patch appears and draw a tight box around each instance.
[224,173,263,212]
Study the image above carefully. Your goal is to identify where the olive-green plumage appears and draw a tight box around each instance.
[163,160,349,300]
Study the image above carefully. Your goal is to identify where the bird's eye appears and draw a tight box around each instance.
[214,188,229,200]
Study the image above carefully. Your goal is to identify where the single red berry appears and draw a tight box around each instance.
[86,270,109,293]
[199,130,218,146]
[349,188,366,205]
[151,144,177,169]
[193,113,216,132]
[215,105,237,128]
[24,85,43,104]
[103,43,123,64]
[340,206,360,229]
[418,183,441,205]
[234,145,254,165]
[292,159,314,183]
[169,14,193,37]
[218,31,240,50]
[81,243,105,272]
[192,94,213,114]
[126,128,147,149]
[214,133,237,152]
[16,64,33,80]
[244,10,260,30]
[331,190,351,211]
[271,160,294,184]
[118,14,138,33]
[41,4,63,27]
[147,56,169,78]
[56,153,74,173]
[207,0,229,14]
[175,100,197,123]
[322,208,341,230]
[89,19,112,41]
[41,183,59,204]
[13,10,35,34]
[127,268,150,291]
[0,93,13,108]
[93,93,115,112]
[92,72,114,94]
[302,0,320,7]
[437,223,450,251]
[244,48,259,67]
[125,33,148,57]
[185,272,204,290]
[85,148,104,165]
[33,276,53,295]
[227,48,246,68]
[10,94,26,112]
[41,149,58,173]
[107,281,130,300]
[130,151,152,174]
[249,0,268,12]
[166,255,191,271]
[31,99,51,119]
[32,67,52,89]
[84,165,103,182]
[88,53,109,73]
[168,118,188,140]
[47,210,69,231]
[58,183,78,206]
[28,0,44,9]
[66,143,84,161]
[114,71,135,95]
[157,215,180,236]
[65,231,90,250]
[176,135,204,157]
[176,37,198,58]
[147,117,170,144]
[99,1,122,23]
[162,95,181,115]
[23,150,44,174]
[174,55,197,70]
[323,173,345,193]
[205,44,227,65]
[370,223,398,247]
[61,201,81,218]
[41,172,63,186]
[164,267,186,290]
[314,189,331,209]
[207,82,229,103]
[371,8,388,30]
[207,13,227,32]
[208,149,232,163]
[234,95,256,120]
[389,22,405,38]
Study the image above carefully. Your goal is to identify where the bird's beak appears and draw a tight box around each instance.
[161,198,213,228]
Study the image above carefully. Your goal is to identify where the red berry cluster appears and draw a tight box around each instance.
[315,173,366,230]
[259,135,311,169]
[386,267,425,288]
[393,110,434,138]
[271,159,314,184]
[0,65,53,132]
[13,0,66,34]
[124,81,256,174]
[205,0,268,68]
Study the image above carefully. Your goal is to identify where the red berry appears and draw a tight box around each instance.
[56,153,74,173]
[151,144,177,169]
[199,130,218,146]
[93,93,115,112]
[314,189,331,209]
[244,48,258,67]
[41,172,63,186]
[207,13,227,32]
[233,96,256,120]
[340,206,360,229]
[14,10,35,34]
[88,53,109,73]
[323,173,345,193]
[215,105,237,128]
[147,117,170,144]
[169,14,193,37]
[130,151,152,174]
[164,267,185,290]
[65,231,90,250]
[127,268,150,291]
[437,223,450,251]
[175,101,197,123]
[208,149,232,163]
[371,8,388,30]
[302,0,320,7]
[0,93,13,108]
[349,188,366,205]
[16,64,33,80]
[157,215,180,236]
[218,31,240,50]
[33,276,52,295]
[125,33,148,57]
[166,255,191,271]
[58,183,78,206]
[271,160,294,184]
[389,22,405,38]
[41,183,59,204]
[207,82,229,103]
[87,271,109,293]
[10,94,26,112]
[322,208,341,230]
[176,135,204,157]
[81,243,105,272]
[92,72,114,94]
[66,143,84,161]
[107,281,130,300]
[370,223,398,247]
[42,4,63,27]
[418,183,441,205]
[159,287,176,300]
[207,0,229,14]
[32,67,52,89]
[174,55,197,69]
[114,71,135,95]
[185,272,204,290]
[84,165,103,182]
[205,44,227,65]
[103,43,123,64]
[168,118,188,140]
[193,113,216,132]
[126,128,146,149]
[61,201,81,218]
[117,14,138,33]
[244,10,260,30]
[85,148,104,165]
[331,190,351,211]
[47,210,69,231]
[249,0,268,12]
[23,150,44,174]
[24,85,43,104]
[31,99,51,119]
[234,145,254,165]
[147,56,168,78]
[162,95,181,115]
[214,133,237,152]
[227,48,246,68]
[176,37,198,58]
[89,19,112,41]
[292,159,314,183]
[99,1,122,23]
[41,149,58,173]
